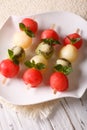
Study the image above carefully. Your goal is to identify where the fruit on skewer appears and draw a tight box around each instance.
[35,42,54,59]
[41,29,60,45]
[23,68,42,87]
[63,32,83,49]
[60,29,82,63]
[30,55,47,67]
[54,58,72,75]
[21,18,38,34]
[59,44,78,62]
[36,28,60,59]
[13,31,33,49]
[23,55,47,87]
[50,72,68,94]
[8,46,25,63]
[0,59,19,78]
[30,54,47,73]
[22,55,47,88]
[56,29,82,72]
[50,29,83,94]
[13,18,38,49]
[50,43,77,93]
[25,55,47,73]
[0,46,25,82]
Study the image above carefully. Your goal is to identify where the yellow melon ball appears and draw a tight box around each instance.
[13,31,32,49]
[59,44,78,62]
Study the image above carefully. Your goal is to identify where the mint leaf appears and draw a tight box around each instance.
[72,38,81,43]
[24,60,35,68]
[42,38,61,45]
[8,49,14,59]
[67,36,81,44]
[25,29,35,37]
[36,63,46,70]
[19,23,26,31]
[12,57,19,65]
[54,64,72,75]
[19,23,35,37]
[8,49,19,65]
[25,60,46,70]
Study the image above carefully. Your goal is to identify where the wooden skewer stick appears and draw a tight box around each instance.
[31,15,36,20]
[53,89,57,94]
[76,28,80,34]
[26,83,31,89]
[50,24,55,29]
[2,77,7,84]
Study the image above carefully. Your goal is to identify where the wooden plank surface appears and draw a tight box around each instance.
[0,91,87,130]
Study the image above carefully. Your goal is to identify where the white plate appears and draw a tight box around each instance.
[0,11,87,105]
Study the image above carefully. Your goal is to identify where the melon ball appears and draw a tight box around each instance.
[59,44,78,62]
[13,31,32,49]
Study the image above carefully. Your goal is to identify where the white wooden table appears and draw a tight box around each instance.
[0,91,87,130]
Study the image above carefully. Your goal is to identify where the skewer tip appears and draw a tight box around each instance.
[50,24,55,29]
[2,77,7,84]
[26,83,31,89]
[53,89,57,94]
[76,28,80,34]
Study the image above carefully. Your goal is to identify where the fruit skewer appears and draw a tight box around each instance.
[13,18,38,49]
[35,26,60,59]
[50,29,83,94]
